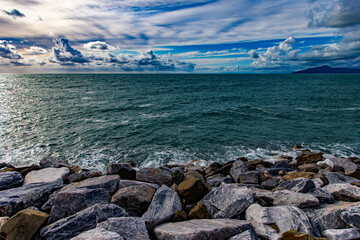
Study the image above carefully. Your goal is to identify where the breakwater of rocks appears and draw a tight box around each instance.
[1,145,360,240]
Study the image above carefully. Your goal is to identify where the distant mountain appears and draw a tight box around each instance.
[292,65,360,74]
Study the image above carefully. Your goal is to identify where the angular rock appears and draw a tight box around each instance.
[308,188,334,204]
[313,178,325,188]
[188,203,210,219]
[201,185,254,219]
[323,228,360,240]
[40,204,128,240]
[177,178,209,205]
[298,163,320,173]
[340,204,360,229]
[318,159,335,168]
[172,210,188,222]
[204,162,222,176]
[71,228,122,240]
[153,219,253,240]
[136,168,172,186]
[230,160,249,182]
[283,171,315,180]
[246,204,320,240]
[265,168,293,176]
[0,209,48,240]
[228,229,259,240]
[0,217,9,228]
[331,158,359,174]
[261,178,280,189]
[24,167,69,185]
[118,179,159,190]
[277,177,315,193]
[239,171,260,184]
[48,187,111,223]
[326,172,360,184]
[184,169,204,181]
[323,183,360,201]
[296,152,323,165]
[281,229,326,240]
[207,175,233,187]
[142,185,182,230]
[97,217,150,240]
[106,163,136,180]
[0,171,23,190]
[246,160,273,171]
[0,182,61,216]
[274,161,291,169]
[40,156,70,168]
[273,190,319,208]
[171,169,185,185]
[111,184,155,216]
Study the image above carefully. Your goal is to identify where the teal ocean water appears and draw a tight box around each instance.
[0,74,359,170]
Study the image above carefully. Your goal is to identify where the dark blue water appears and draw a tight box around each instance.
[0,74,359,170]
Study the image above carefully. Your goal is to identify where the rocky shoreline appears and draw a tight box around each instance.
[1,146,360,240]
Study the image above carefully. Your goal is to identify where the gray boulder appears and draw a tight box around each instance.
[136,168,172,186]
[308,188,334,204]
[71,228,123,240]
[246,204,320,240]
[98,217,150,240]
[48,187,111,223]
[256,190,319,208]
[142,185,182,230]
[229,229,259,240]
[261,178,280,190]
[24,167,69,185]
[40,156,70,168]
[323,183,360,201]
[153,219,253,240]
[239,171,260,184]
[277,177,315,193]
[0,182,61,216]
[40,204,128,240]
[206,175,233,187]
[201,185,254,219]
[323,228,360,240]
[0,171,23,190]
[340,203,360,229]
[106,163,136,180]
[118,179,159,190]
[325,172,360,184]
[229,160,249,182]
[331,158,359,174]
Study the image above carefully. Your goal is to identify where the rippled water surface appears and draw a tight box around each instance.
[0,74,359,170]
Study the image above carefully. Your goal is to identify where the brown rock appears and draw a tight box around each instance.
[293,145,303,149]
[0,209,49,240]
[19,165,42,177]
[246,160,273,171]
[298,164,320,173]
[204,162,222,176]
[276,155,293,161]
[171,210,188,222]
[283,171,315,181]
[296,152,323,165]
[70,165,82,174]
[136,168,172,186]
[184,169,204,180]
[188,203,210,219]
[177,178,209,205]
[0,217,9,228]
[281,229,327,240]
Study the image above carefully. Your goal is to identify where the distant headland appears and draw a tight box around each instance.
[292,65,360,74]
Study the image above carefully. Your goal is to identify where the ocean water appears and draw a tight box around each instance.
[0,74,359,170]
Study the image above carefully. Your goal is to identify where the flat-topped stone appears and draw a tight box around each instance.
[71,228,123,240]
[24,167,69,185]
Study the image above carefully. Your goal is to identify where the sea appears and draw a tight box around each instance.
[0,74,359,170]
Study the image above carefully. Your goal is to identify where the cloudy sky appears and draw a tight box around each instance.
[0,0,359,73]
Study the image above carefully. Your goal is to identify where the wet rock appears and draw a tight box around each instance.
[323,183,360,201]
[229,160,249,182]
[177,178,209,205]
[40,204,129,240]
[246,204,320,240]
[340,203,360,229]
[106,163,136,180]
[118,179,159,190]
[111,184,155,216]
[171,169,184,185]
[24,167,69,185]
[40,156,70,168]
[142,185,182,230]
[239,171,260,184]
[201,185,254,219]
[296,152,323,165]
[308,188,334,204]
[323,228,360,240]
[228,229,259,240]
[153,219,253,240]
[188,202,210,219]
[299,163,320,173]
[71,228,122,240]
[261,178,280,190]
[97,217,150,240]
[326,172,360,184]
[277,177,315,193]
[48,187,111,223]
[281,229,326,240]
[0,171,23,190]
[0,182,61,216]
[136,168,172,186]
[172,210,188,222]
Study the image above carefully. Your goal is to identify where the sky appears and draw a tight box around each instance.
[0,0,359,73]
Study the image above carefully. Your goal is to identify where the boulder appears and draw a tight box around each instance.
[0,171,23,190]
[48,187,111,223]
[0,209,48,240]
[277,177,315,193]
[40,156,70,168]
[246,160,273,171]
[298,163,320,173]
[246,204,320,240]
[153,219,253,240]
[308,188,334,204]
[229,160,249,182]
[40,204,128,240]
[110,184,155,216]
[340,204,360,229]
[97,217,150,240]
[283,171,315,180]
[188,203,210,219]
[281,229,326,240]
[204,162,222,176]
[184,169,204,181]
[239,171,260,184]
[323,228,360,240]
[24,167,69,185]
[136,168,172,186]
[322,183,360,201]
[331,158,359,174]
[201,185,254,219]
[71,228,122,240]
[326,172,360,184]
[142,185,182,230]
[313,178,325,188]
[118,179,159,190]
[177,178,209,205]
[261,178,280,189]
[317,159,335,169]
[0,182,61,216]
[172,210,188,222]
[228,229,259,240]
[0,217,9,228]
[273,161,291,169]
[296,152,323,165]
[206,175,233,187]
[106,163,136,180]
[171,169,185,185]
